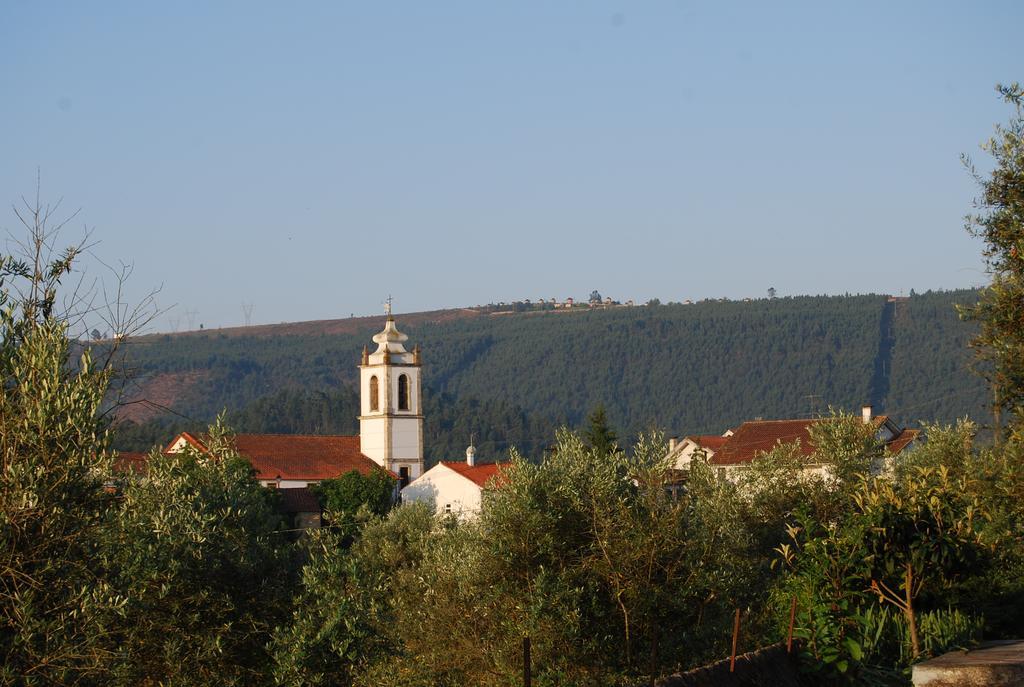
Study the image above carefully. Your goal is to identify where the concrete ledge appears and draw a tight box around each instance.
[913,640,1024,687]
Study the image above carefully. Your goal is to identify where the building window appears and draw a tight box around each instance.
[399,466,410,488]
[398,374,410,411]
[444,503,452,514]
[369,375,379,411]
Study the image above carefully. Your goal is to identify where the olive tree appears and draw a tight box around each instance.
[0,192,129,685]
[101,419,290,686]
[960,83,1024,439]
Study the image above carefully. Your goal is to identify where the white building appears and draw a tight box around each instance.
[664,431,734,470]
[401,445,508,517]
[359,312,425,486]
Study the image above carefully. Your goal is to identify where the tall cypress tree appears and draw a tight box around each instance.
[584,405,618,457]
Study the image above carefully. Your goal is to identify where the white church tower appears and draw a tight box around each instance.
[359,303,424,486]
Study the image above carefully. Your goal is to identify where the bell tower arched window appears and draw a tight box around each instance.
[369,375,379,411]
[398,374,410,411]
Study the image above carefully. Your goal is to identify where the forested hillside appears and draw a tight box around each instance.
[887,290,990,424]
[111,289,986,458]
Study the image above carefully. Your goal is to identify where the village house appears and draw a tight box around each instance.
[401,444,508,517]
[666,405,920,480]
[666,431,734,466]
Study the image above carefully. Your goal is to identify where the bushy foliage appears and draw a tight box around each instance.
[277,431,765,686]
[99,418,290,685]
[271,503,436,687]
[0,225,120,684]
[960,83,1024,434]
[313,468,396,541]
[772,430,1009,684]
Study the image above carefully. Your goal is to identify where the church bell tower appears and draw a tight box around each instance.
[359,303,424,486]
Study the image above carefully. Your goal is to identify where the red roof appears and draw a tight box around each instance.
[232,434,384,481]
[686,435,731,451]
[167,431,386,482]
[711,420,817,465]
[112,451,150,474]
[440,461,509,488]
[886,428,920,455]
[709,418,919,466]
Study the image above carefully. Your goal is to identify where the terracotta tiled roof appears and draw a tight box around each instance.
[686,435,731,451]
[440,461,509,488]
[166,431,386,482]
[112,451,150,474]
[277,487,322,513]
[709,418,920,466]
[886,428,920,455]
[711,420,817,466]
[231,434,383,481]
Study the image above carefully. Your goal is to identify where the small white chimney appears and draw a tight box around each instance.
[466,444,477,467]
[862,405,873,424]
[669,437,678,451]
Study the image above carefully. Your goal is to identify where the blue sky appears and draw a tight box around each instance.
[2,1,1021,332]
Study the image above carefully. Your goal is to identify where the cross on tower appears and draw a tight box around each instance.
[384,295,393,317]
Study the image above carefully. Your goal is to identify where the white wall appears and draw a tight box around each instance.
[260,479,311,489]
[359,361,423,475]
[401,464,483,517]
[671,442,714,469]
[166,436,193,453]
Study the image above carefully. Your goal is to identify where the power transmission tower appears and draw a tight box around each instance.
[803,394,824,418]
[242,302,254,326]
[184,309,198,331]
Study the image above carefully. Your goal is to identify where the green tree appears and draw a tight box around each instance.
[583,405,618,457]
[313,469,396,541]
[775,456,992,682]
[808,410,885,486]
[0,198,123,685]
[960,83,1024,438]
[271,503,436,687]
[375,430,750,685]
[101,418,290,686]
[858,467,987,658]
